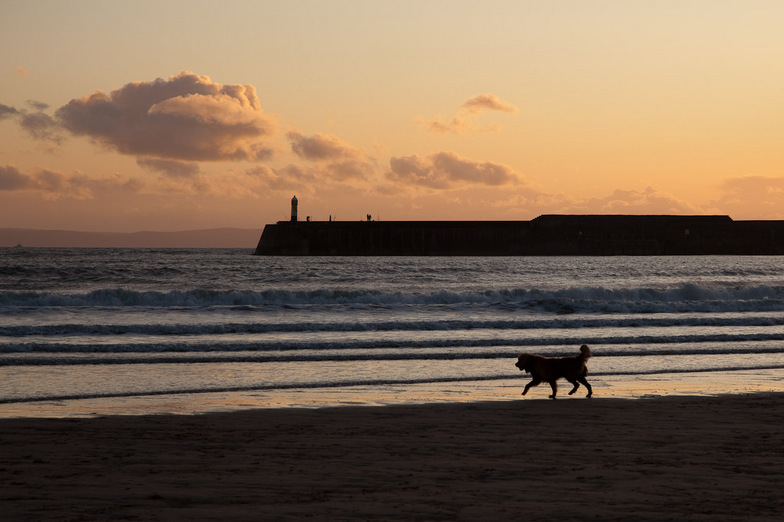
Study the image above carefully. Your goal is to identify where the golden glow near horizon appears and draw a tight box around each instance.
[1,0,784,233]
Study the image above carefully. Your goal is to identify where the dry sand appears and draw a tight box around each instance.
[2,393,784,521]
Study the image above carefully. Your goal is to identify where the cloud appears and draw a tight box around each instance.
[13,68,30,77]
[0,165,28,190]
[422,115,489,135]
[461,94,518,114]
[245,164,319,192]
[1,161,315,203]
[19,111,63,143]
[288,131,361,161]
[287,131,375,181]
[156,164,324,198]
[422,93,517,134]
[55,71,278,162]
[565,187,701,215]
[27,100,49,111]
[711,176,784,219]
[0,104,19,120]
[137,158,201,179]
[2,101,63,143]
[321,160,376,181]
[387,151,519,188]
[0,164,128,199]
[719,175,784,197]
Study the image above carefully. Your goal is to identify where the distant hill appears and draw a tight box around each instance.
[0,228,262,248]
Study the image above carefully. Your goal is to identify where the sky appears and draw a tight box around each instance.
[2,0,784,233]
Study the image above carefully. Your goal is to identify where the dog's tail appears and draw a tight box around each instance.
[579,344,592,361]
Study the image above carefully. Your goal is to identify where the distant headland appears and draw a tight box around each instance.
[254,197,784,256]
[0,228,260,249]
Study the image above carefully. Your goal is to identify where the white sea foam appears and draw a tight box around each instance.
[2,283,784,311]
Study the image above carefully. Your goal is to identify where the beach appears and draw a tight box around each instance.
[3,251,784,520]
[2,391,783,521]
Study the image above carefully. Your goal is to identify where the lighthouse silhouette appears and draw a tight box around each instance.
[290,196,298,222]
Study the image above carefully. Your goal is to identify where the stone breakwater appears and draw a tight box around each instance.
[254,214,784,256]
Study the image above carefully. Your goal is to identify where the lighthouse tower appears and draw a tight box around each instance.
[290,195,298,222]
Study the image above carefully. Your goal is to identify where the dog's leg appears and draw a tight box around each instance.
[548,380,558,399]
[577,375,592,398]
[567,379,580,395]
[522,378,541,396]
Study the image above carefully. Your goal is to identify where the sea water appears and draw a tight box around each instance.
[1,248,784,416]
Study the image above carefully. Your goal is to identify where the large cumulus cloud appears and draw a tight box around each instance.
[55,71,277,162]
[387,151,518,188]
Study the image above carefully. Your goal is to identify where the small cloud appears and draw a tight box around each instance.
[245,164,318,191]
[287,131,361,161]
[0,165,28,190]
[27,100,49,111]
[287,131,375,181]
[711,176,784,219]
[13,68,30,77]
[421,115,494,135]
[719,175,784,196]
[3,101,64,144]
[322,159,375,181]
[166,164,319,198]
[0,103,19,121]
[137,158,201,179]
[462,94,518,114]
[19,111,63,143]
[0,164,99,199]
[567,187,701,215]
[421,93,517,134]
[55,71,278,162]
[388,154,448,189]
[387,151,519,189]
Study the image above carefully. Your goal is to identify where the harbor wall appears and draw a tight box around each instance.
[254,215,784,256]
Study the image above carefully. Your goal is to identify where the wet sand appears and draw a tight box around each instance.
[3,368,783,418]
[2,392,784,521]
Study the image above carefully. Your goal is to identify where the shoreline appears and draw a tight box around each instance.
[1,368,783,419]
[1,391,783,520]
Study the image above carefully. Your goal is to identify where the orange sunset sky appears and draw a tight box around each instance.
[2,0,784,234]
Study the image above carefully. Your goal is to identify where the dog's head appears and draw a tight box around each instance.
[515,354,533,373]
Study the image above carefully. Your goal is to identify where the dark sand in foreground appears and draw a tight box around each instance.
[2,394,783,521]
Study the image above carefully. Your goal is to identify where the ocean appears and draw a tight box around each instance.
[2,248,784,417]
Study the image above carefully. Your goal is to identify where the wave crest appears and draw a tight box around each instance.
[2,283,784,313]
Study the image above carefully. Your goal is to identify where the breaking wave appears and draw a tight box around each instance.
[3,283,784,313]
